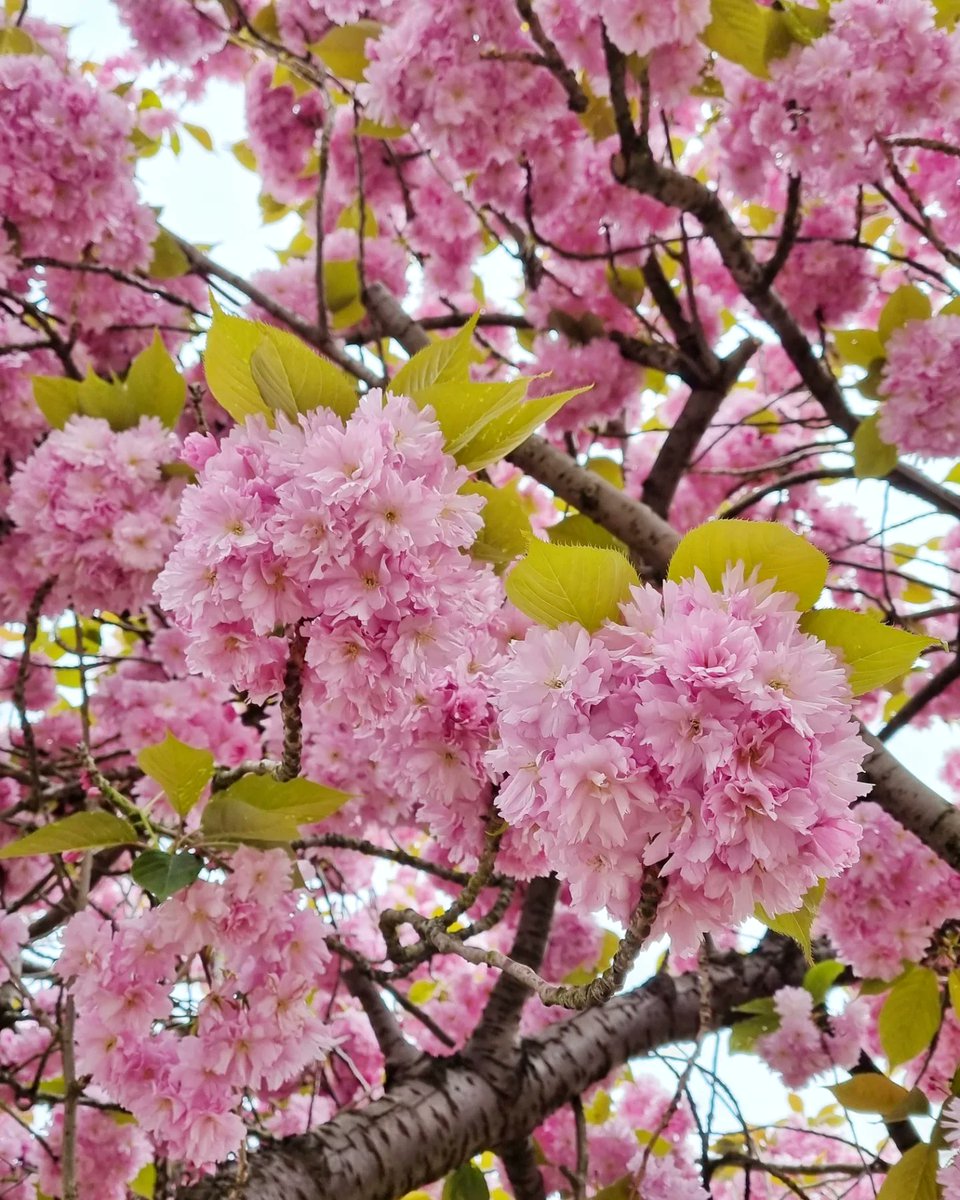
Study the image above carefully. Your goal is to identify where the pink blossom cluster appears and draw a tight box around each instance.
[749,0,960,193]
[489,567,867,950]
[60,848,335,1169]
[0,54,153,269]
[535,1074,705,1199]
[877,314,960,458]
[156,391,500,706]
[597,0,710,58]
[113,0,228,66]
[817,802,958,980]
[755,986,867,1088]
[38,1108,152,1200]
[8,416,183,617]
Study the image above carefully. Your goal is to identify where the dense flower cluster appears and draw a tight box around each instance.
[113,0,227,66]
[817,801,959,979]
[749,0,960,192]
[756,986,866,1088]
[0,54,154,268]
[877,314,960,457]
[60,848,334,1169]
[598,0,710,58]
[156,391,499,706]
[489,567,867,949]
[8,416,183,616]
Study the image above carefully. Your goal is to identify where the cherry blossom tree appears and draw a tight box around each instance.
[1,2,960,1199]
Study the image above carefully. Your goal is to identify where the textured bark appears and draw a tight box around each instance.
[181,939,807,1200]
[861,729,960,871]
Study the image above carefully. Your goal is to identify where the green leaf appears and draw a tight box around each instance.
[201,795,302,845]
[455,386,590,472]
[232,140,257,171]
[462,480,533,571]
[0,812,137,860]
[217,773,352,824]
[442,1162,489,1200]
[391,314,480,397]
[755,879,824,963]
[799,609,940,696]
[310,19,382,81]
[131,850,203,902]
[829,1075,929,1120]
[505,539,639,633]
[204,299,358,424]
[124,332,187,428]
[667,520,828,609]
[879,966,942,1068]
[33,376,82,429]
[148,228,190,279]
[833,328,885,369]
[853,413,898,479]
[878,285,932,345]
[803,959,845,1005]
[136,732,215,820]
[876,1142,939,1200]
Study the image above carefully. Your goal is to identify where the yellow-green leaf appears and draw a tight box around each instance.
[876,1142,939,1200]
[755,879,824,963]
[204,299,358,424]
[217,773,352,824]
[833,328,885,369]
[0,812,137,860]
[124,332,187,428]
[853,413,898,479]
[407,979,438,1006]
[878,285,932,344]
[462,480,533,572]
[799,609,940,696]
[183,122,213,151]
[505,539,639,633]
[130,1163,156,1199]
[324,259,362,313]
[33,376,82,429]
[232,140,257,171]
[391,314,480,398]
[0,26,41,54]
[455,386,590,471]
[667,520,828,609]
[829,1076,929,1120]
[948,970,960,1019]
[200,795,301,845]
[549,513,627,552]
[311,19,381,82]
[136,732,215,819]
[878,966,941,1068]
[148,228,190,279]
[945,462,960,485]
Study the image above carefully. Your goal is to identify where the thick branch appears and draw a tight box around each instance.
[860,729,960,872]
[344,968,423,1082]
[641,336,760,518]
[507,435,679,574]
[180,938,808,1200]
[498,1139,547,1200]
[469,875,560,1053]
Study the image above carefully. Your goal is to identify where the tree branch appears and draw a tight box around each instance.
[344,968,424,1084]
[498,1138,547,1200]
[469,875,560,1054]
[179,937,809,1200]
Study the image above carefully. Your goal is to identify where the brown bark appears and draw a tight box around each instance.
[182,938,807,1200]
